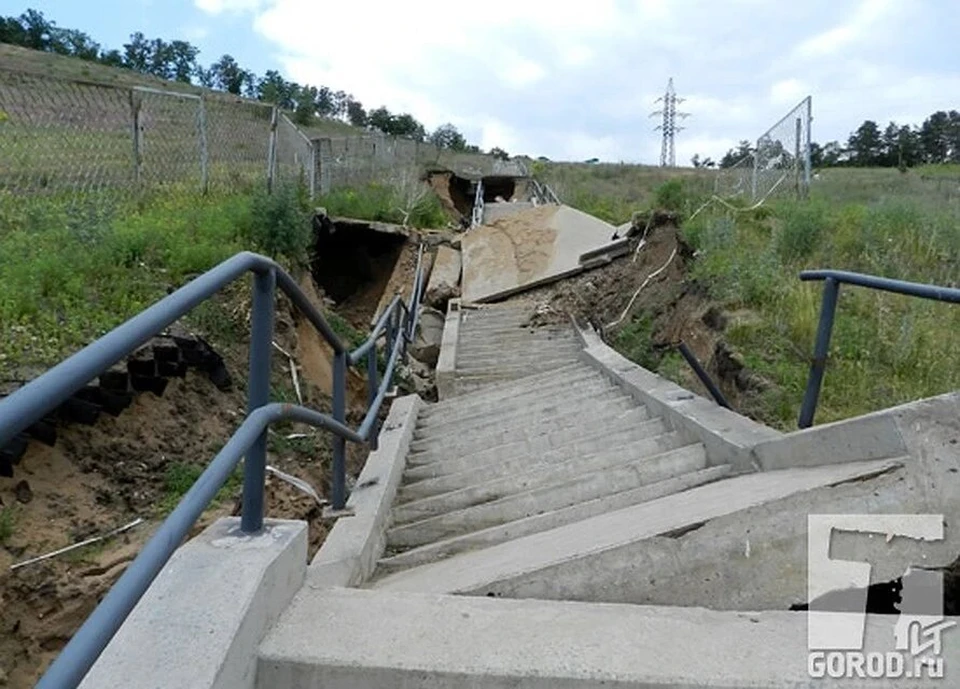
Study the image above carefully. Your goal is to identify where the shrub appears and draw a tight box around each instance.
[654,179,686,212]
[245,183,312,265]
[775,201,826,262]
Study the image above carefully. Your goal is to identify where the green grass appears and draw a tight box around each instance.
[539,161,715,224]
[0,506,17,544]
[0,184,314,378]
[317,183,448,228]
[160,461,243,513]
[679,172,960,428]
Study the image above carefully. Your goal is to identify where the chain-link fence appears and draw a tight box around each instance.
[312,132,526,194]
[715,96,812,202]
[1,66,528,209]
[0,68,304,205]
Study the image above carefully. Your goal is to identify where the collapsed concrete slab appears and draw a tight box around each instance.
[460,204,624,303]
[424,245,462,308]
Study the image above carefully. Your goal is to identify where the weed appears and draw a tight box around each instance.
[0,506,16,544]
[613,313,660,371]
[654,179,687,212]
[160,461,243,514]
[244,183,313,265]
[317,183,447,228]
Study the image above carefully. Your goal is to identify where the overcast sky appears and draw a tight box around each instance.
[14,0,960,164]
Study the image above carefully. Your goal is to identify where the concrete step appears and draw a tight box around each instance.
[401,422,679,500]
[257,587,834,688]
[457,331,574,346]
[439,374,612,415]
[452,361,580,380]
[457,337,583,359]
[374,458,903,595]
[412,393,637,443]
[381,464,730,569]
[393,429,692,524]
[423,366,604,420]
[456,350,582,368]
[459,310,534,326]
[457,325,576,340]
[418,382,621,433]
[405,410,662,472]
[456,350,580,367]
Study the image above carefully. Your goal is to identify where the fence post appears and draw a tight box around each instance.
[309,139,318,201]
[266,105,279,194]
[794,116,803,199]
[331,351,348,511]
[241,267,276,533]
[804,97,813,193]
[198,95,209,195]
[798,277,840,429]
[129,89,143,190]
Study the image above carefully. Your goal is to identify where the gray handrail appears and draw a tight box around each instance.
[0,249,426,688]
[798,270,960,428]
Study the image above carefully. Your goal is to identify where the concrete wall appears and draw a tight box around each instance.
[576,325,782,473]
[435,300,461,401]
[308,395,421,587]
[80,518,307,689]
[488,335,960,609]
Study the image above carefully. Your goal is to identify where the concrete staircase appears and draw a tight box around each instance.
[376,366,729,576]
[87,303,960,688]
[446,305,584,395]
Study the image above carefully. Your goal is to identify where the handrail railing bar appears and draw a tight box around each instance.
[800,270,960,303]
[16,243,428,688]
[36,401,360,689]
[357,321,406,439]
[349,294,402,364]
[797,269,960,428]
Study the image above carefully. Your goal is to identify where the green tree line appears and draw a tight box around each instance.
[0,8,480,152]
[719,110,960,169]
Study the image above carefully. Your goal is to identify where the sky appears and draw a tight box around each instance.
[7,0,960,164]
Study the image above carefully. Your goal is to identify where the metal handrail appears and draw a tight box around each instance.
[798,270,960,428]
[0,249,425,688]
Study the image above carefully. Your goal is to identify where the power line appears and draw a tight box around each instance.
[651,77,690,167]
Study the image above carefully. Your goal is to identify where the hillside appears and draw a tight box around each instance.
[0,43,362,138]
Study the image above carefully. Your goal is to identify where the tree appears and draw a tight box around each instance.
[98,48,124,68]
[50,28,100,60]
[808,142,824,168]
[0,16,28,46]
[168,40,199,83]
[18,9,53,51]
[429,124,466,151]
[123,32,151,72]
[257,70,295,108]
[346,99,367,127]
[489,147,509,161]
[391,113,425,140]
[690,154,701,168]
[719,140,753,168]
[847,120,882,166]
[293,84,317,125]
[209,54,251,95]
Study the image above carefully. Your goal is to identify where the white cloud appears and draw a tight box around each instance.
[193,0,960,164]
[769,79,808,107]
[791,0,898,60]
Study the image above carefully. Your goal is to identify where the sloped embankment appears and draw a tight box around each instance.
[495,214,775,419]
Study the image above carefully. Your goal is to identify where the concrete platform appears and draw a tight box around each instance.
[258,587,958,688]
[461,204,621,303]
[372,458,901,595]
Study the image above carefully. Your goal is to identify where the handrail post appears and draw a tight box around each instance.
[331,351,348,511]
[366,347,379,451]
[798,277,840,429]
[241,267,275,533]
